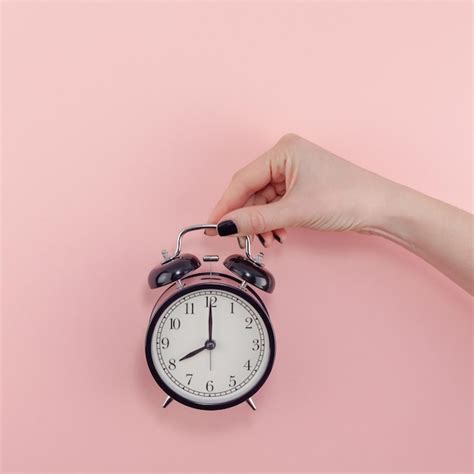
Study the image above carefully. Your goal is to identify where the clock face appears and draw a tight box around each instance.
[146,284,275,409]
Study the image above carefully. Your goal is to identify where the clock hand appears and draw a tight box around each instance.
[208,303,213,341]
[179,345,207,362]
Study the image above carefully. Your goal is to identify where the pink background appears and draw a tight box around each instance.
[1,2,472,472]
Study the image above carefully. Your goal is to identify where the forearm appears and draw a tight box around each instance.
[363,182,474,294]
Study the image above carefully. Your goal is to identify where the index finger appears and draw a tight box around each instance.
[207,152,272,226]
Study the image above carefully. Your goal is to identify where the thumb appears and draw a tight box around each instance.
[216,200,294,236]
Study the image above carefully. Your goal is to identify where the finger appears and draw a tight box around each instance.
[272,228,287,244]
[252,188,278,247]
[207,149,283,226]
[257,231,274,248]
[206,187,258,237]
[217,199,294,236]
[233,194,257,242]
[255,184,278,203]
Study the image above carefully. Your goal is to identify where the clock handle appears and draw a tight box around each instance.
[167,224,262,266]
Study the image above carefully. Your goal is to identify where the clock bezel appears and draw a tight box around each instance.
[145,279,276,411]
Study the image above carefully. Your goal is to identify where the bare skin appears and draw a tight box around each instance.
[206,134,473,295]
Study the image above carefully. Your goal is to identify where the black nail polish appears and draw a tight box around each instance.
[217,220,238,236]
[273,232,282,244]
[257,234,266,246]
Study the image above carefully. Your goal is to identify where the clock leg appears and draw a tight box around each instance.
[162,396,173,408]
[246,398,256,411]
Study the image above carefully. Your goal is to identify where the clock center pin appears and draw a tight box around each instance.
[205,339,216,350]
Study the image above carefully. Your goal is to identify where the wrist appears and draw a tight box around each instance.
[359,178,421,251]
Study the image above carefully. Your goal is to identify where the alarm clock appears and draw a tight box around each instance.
[145,224,276,411]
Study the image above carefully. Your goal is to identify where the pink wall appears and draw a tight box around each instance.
[2,2,472,472]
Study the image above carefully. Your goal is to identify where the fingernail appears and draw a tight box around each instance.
[257,234,266,246]
[273,232,282,244]
[217,220,238,236]
[237,237,245,249]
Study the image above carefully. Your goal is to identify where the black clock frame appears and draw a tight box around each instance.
[145,276,276,411]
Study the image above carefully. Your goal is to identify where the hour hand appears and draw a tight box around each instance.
[179,345,206,362]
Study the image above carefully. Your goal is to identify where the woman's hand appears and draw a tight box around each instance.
[207,133,396,245]
[207,134,473,294]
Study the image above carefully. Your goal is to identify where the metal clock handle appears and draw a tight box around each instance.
[165,224,263,266]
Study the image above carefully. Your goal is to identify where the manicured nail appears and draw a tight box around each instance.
[257,234,266,246]
[217,220,238,236]
[237,237,245,249]
[273,232,282,244]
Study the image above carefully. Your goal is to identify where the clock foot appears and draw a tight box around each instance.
[246,398,256,411]
[162,396,173,408]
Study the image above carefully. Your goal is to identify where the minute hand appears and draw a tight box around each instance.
[208,303,213,340]
[179,345,206,362]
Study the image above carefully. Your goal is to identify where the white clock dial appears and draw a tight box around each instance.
[149,287,273,407]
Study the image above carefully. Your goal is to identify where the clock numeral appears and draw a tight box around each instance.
[169,318,181,330]
[186,373,193,385]
[206,380,214,392]
[245,316,253,329]
[185,302,194,315]
[205,296,217,308]
[244,360,251,371]
[160,337,170,349]
[230,302,234,314]
[229,375,236,387]
[168,359,176,370]
[252,339,260,351]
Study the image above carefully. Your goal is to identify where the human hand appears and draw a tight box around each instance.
[206,133,395,246]
[206,133,473,294]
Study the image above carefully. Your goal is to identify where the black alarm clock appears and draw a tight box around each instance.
[145,224,276,411]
